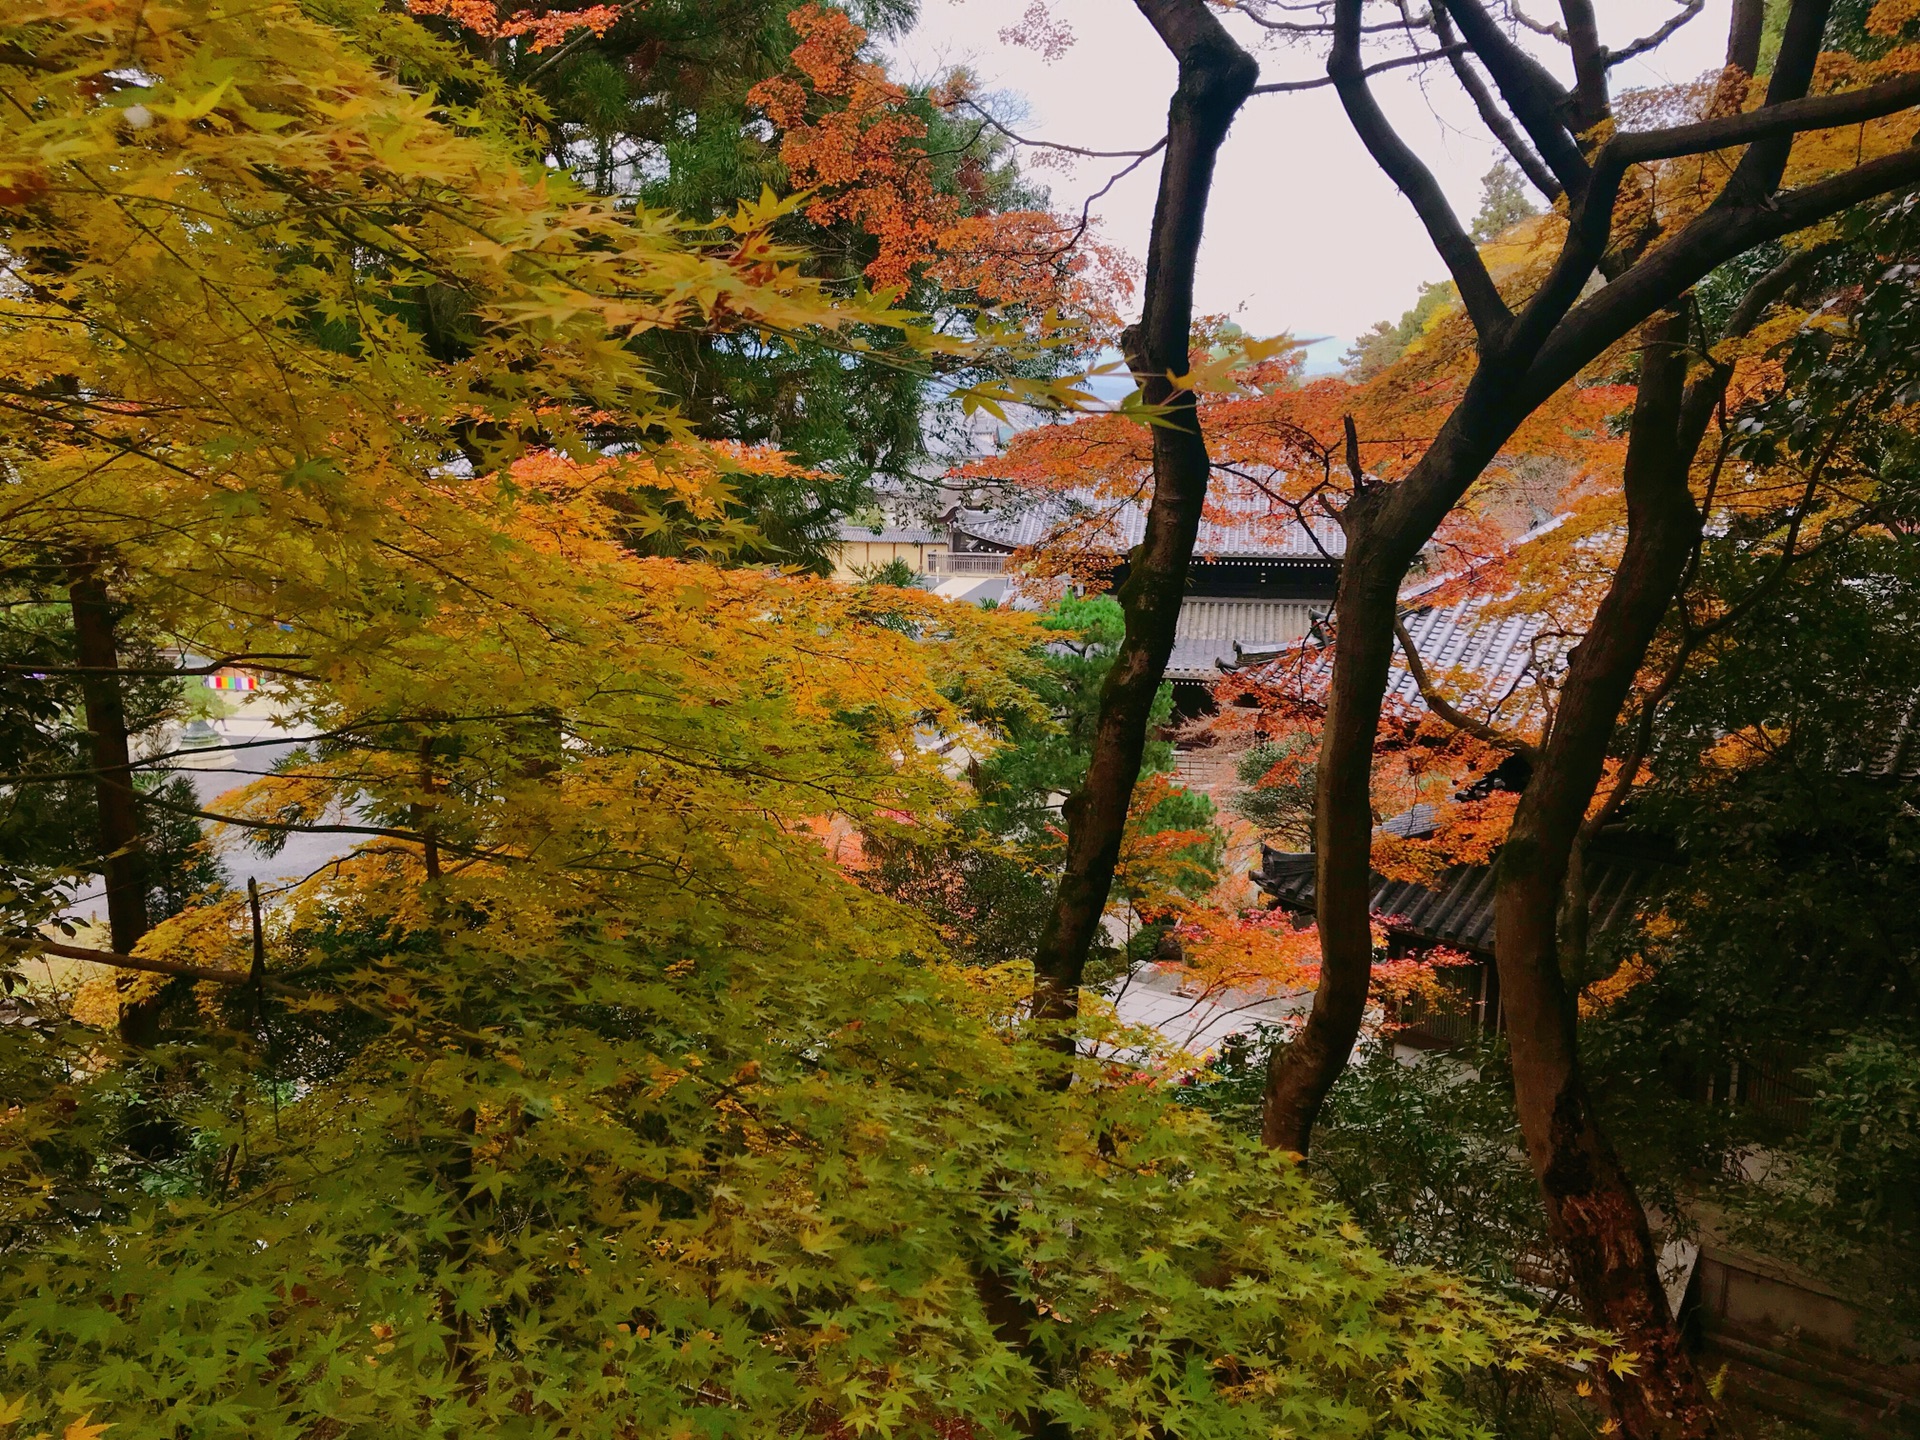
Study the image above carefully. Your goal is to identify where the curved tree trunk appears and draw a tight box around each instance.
[1494,312,1720,1438]
[1029,0,1256,1033]
[1257,0,1871,1164]
[1248,0,1908,1423]
[1262,365,1523,1150]
[1258,501,1400,1150]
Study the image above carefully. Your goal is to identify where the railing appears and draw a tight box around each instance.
[924,551,1008,577]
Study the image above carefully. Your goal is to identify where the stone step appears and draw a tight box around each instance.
[1703,1325,1920,1436]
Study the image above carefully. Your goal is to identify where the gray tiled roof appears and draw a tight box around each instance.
[1870,703,1920,780]
[952,496,1345,561]
[1164,598,1322,681]
[1385,601,1554,714]
[1254,841,1660,955]
[1233,594,1560,730]
[835,521,948,545]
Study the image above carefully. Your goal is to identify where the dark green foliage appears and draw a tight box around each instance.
[1230,735,1316,843]
[1341,279,1455,382]
[965,596,1174,843]
[1569,191,1920,1356]
[1469,160,1539,242]
[1183,1032,1557,1301]
[0,584,226,936]
[1622,197,1920,1058]
[856,555,920,588]
[407,0,1064,572]
[1310,1044,1556,1300]
[1725,1034,1920,1346]
[866,594,1220,964]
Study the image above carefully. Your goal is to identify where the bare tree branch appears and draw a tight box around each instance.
[939,97,1168,159]
[1610,0,1706,68]
[1027,0,1258,1038]
[1435,5,1562,200]
[1509,4,1567,42]
[1524,142,1920,406]
[0,653,311,679]
[3,935,263,987]
[1437,0,1591,196]
[1394,616,1539,756]
[1252,43,1464,95]
[1613,70,1920,168]
[1329,0,1513,340]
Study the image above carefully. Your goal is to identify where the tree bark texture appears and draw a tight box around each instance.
[1029,0,1256,1029]
[1492,312,1720,1438]
[1262,364,1525,1151]
[67,562,155,1046]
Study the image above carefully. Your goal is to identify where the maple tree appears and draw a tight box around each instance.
[959,0,1920,1431]
[0,3,1604,1437]
[403,0,622,53]
[406,0,1130,562]
[748,4,1131,324]
[1235,125,1920,1440]
[1570,194,1920,1346]
[960,2,1920,1436]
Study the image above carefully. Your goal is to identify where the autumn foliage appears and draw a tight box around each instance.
[404,0,621,50]
[749,3,1131,326]
[0,2,1595,1436]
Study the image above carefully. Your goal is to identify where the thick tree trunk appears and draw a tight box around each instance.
[1494,313,1721,1438]
[1726,0,1764,77]
[67,561,154,1045]
[1262,368,1522,1150]
[1259,510,1399,1149]
[1029,1,1256,1031]
[1251,0,1902,1418]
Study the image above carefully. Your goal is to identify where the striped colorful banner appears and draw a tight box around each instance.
[206,671,259,692]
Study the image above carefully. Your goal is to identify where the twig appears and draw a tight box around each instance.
[1252,43,1467,95]
[1394,616,1538,758]
[939,98,1166,159]
[1609,0,1706,68]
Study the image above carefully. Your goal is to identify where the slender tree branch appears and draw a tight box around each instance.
[1523,143,1920,407]
[1394,616,1539,757]
[2,935,267,987]
[1436,0,1590,197]
[1027,0,1257,1040]
[1244,3,1427,36]
[135,788,507,861]
[1610,0,1706,67]
[941,97,1168,159]
[1251,43,1465,95]
[1510,5,1567,42]
[1435,5,1561,201]
[1611,70,1920,171]
[0,653,311,679]
[1329,0,1512,341]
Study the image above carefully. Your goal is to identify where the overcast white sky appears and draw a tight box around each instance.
[890,1,1736,370]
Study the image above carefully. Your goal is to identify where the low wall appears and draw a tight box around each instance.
[1693,1245,1920,1435]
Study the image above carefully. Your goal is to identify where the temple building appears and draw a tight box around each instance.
[836,491,1345,699]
